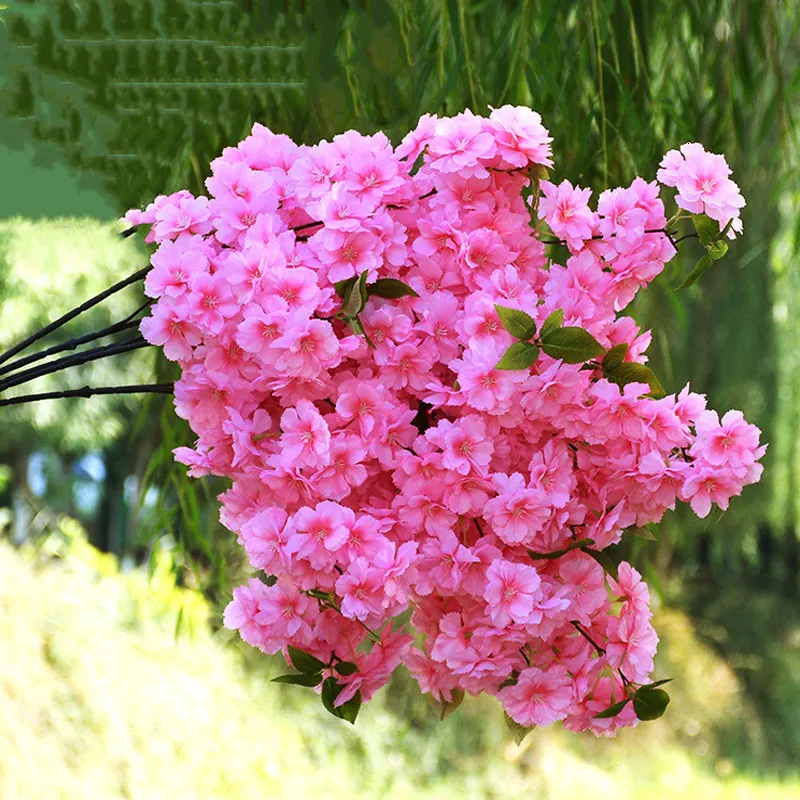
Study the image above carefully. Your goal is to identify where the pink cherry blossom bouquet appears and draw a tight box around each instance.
[126,106,764,734]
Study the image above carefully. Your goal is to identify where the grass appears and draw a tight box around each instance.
[0,520,798,800]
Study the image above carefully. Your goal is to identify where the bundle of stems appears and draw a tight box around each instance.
[0,227,173,409]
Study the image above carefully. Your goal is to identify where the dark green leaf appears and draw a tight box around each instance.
[631,526,658,541]
[691,213,720,246]
[429,688,465,720]
[603,362,665,397]
[708,240,729,260]
[633,686,670,721]
[720,219,735,239]
[540,326,605,364]
[272,672,323,687]
[342,270,369,317]
[495,341,540,370]
[642,678,673,689]
[602,343,629,371]
[531,164,550,181]
[528,537,595,560]
[345,315,375,348]
[321,676,339,716]
[582,547,619,581]
[368,278,420,299]
[334,275,357,299]
[494,304,537,340]
[335,690,362,724]
[498,672,519,690]
[335,661,359,676]
[540,308,564,338]
[593,697,631,719]
[674,254,714,291]
[288,645,326,674]
[357,269,369,306]
[504,712,533,745]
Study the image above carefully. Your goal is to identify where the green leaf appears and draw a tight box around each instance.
[334,275,357,299]
[321,676,339,716]
[498,672,519,690]
[528,537,595,560]
[691,213,720,246]
[272,672,323,687]
[539,308,564,338]
[494,304,537,341]
[603,362,665,397]
[642,678,673,689]
[429,688,465,721]
[719,219,734,239]
[674,254,714,291]
[335,691,362,724]
[504,712,534,745]
[342,270,370,317]
[540,326,605,364]
[602,343,628,371]
[335,661,359,676]
[319,678,361,723]
[582,547,619,581]
[495,341,540,370]
[531,164,550,181]
[345,315,375,348]
[287,646,326,674]
[368,278,420,299]
[632,686,670,721]
[631,525,658,541]
[593,697,631,719]
[708,240,729,260]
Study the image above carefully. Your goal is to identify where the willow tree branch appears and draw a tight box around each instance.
[0,383,174,408]
[0,265,152,368]
[0,336,152,393]
[0,301,152,379]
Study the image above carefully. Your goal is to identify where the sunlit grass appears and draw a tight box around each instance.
[0,524,798,800]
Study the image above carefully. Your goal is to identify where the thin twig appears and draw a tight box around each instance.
[0,336,151,393]
[0,383,174,408]
[0,265,151,368]
[570,620,606,656]
[0,301,152,379]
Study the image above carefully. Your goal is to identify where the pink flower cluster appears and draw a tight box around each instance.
[129,108,762,734]
[657,143,745,238]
